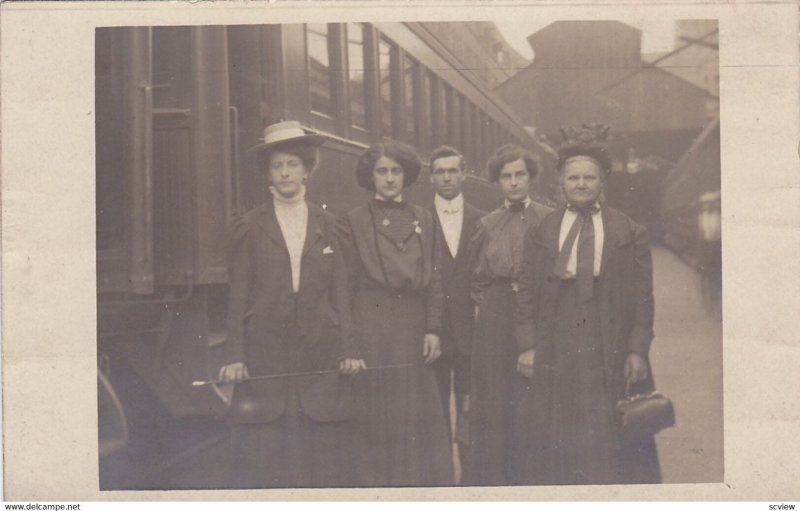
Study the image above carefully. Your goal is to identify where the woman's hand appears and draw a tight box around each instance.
[219,362,249,383]
[340,358,367,376]
[624,353,648,384]
[517,349,535,378]
[423,333,442,364]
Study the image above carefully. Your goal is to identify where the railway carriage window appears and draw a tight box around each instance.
[475,111,483,170]
[477,111,487,177]
[491,121,499,159]
[460,98,472,171]
[428,73,444,148]
[415,66,432,153]
[403,57,418,144]
[378,37,394,138]
[486,120,493,158]
[307,24,334,119]
[152,27,193,109]
[475,110,489,174]
[347,23,367,131]
[472,109,479,168]
[485,117,495,175]
[458,97,468,169]
[470,104,478,171]
[444,85,459,148]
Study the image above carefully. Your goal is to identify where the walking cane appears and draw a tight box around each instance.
[191,362,414,387]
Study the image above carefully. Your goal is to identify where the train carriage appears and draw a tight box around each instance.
[95,23,553,489]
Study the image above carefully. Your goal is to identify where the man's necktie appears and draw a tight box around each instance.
[507,201,526,213]
[553,205,599,303]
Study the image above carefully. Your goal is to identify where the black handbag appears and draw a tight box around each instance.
[616,384,675,440]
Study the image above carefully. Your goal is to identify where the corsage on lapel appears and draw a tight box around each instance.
[412,220,422,235]
[322,245,334,255]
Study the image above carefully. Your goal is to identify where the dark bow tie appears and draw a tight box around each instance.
[567,203,600,216]
[374,198,407,210]
[507,201,526,213]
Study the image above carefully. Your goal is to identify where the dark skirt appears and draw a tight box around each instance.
[469,279,524,486]
[229,379,355,488]
[351,286,454,486]
[515,279,661,485]
[550,280,619,484]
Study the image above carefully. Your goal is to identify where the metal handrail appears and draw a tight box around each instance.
[229,105,242,215]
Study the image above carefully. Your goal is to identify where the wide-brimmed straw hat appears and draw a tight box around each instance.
[247,121,327,153]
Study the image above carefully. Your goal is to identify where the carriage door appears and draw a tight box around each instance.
[151,27,195,287]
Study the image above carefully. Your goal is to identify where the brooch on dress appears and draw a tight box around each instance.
[412,220,422,235]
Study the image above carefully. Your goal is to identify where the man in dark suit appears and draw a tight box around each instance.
[427,145,484,482]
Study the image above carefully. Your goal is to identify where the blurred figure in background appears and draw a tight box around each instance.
[467,144,552,486]
[697,190,721,313]
[427,145,485,484]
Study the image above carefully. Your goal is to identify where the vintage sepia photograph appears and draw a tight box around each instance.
[94,19,722,491]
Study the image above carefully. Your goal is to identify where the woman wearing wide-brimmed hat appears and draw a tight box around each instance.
[218,121,365,488]
[339,140,454,486]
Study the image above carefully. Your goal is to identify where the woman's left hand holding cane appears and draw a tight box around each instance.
[340,358,367,376]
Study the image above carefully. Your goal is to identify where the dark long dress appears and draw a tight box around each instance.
[341,199,453,486]
[549,280,619,484]
[514,205,661,486]
[467,200,551,486]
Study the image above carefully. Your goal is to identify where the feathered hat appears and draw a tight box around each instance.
[557,123,612,174]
